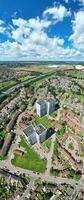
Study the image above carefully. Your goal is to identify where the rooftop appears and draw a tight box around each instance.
[23,124,35,137]
[35,124,46,135]
[36,99,46,105]
[47,98,55,103]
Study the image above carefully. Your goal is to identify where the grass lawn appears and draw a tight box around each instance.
[11,136,47,173]
[70,73,84,79]
[15,65,52,73]
[18,75,32,82]
[77,94,84,101]
[33,116,52,129]
[68,142,74,151]
[0,80,16,89]
[0,130,6,139]
[0,155,7,160]
[42,138,51,153]
[50,111,57,118]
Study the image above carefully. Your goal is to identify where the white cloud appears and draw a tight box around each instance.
[0,19,6,33]
[69,11,84,50]
[64,0,69,3]
[0,6,83,61]
[0,27,6,33]
[0,19,4,25]
[43,5,71,22]
[11,17,51,42]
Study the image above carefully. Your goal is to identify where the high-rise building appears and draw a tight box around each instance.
[36,100,47,117]
[46,98,55,115]
[36,98,56,116]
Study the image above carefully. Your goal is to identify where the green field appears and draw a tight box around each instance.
[33,116,52,128]
[18,75,33,82]
[15,65,53,73]
[0,80,17,91]
[11,136,47,173]
[77,94,84,101]
[70,73,84,79]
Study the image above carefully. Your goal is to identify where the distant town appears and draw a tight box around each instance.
[0,63,84,200]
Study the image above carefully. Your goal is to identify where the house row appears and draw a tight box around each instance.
[65,111,83,132]
[23,124,54,145]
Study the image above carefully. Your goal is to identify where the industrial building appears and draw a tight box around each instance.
[36,98,56,117]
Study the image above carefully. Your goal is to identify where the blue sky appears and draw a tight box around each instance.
[0,0,84,61]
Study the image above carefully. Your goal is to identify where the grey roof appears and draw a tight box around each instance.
[23,125,35,137]
[35,124,46,135]
[47,98,55,103]
[36,99,46,105]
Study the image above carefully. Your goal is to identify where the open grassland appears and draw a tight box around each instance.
[15,65,53,73]
[0,80,17,91]
[18,75,33,82]
[41,138,51,153]
[11,136,47,173]
[70,72,84,79]
[62,65,74,70]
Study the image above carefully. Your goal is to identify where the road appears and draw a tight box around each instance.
[19,176,35,200]
[0,161,84,190]
[71,190,80,200]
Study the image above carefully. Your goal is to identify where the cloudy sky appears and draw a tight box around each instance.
[0,0,84,61]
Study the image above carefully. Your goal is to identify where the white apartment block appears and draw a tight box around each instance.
[36,98,56,116]
[47,99,55,115]
[35,124,47,143]
[23,124,51,145]
[36,100,47,117]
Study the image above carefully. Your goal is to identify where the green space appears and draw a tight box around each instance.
[36,191,53,200]
[50,167,59,176]
[33,115,52,129]
[41,138,51,153]
[11,136,47,173]
[0,80,18,92]
[50,111,57,118]
[0,129,6,149]
[30,70,56,86]
[56,126,66,140]
[0,176,16,198]
[69,73,84,79]
[20,174,30,184]
[68,169,81,180]
[68,142,74,151]
[77,94,84,101]
[16,65,53,73]
[53,139,60,158]
[0,155,7,160]
[0,176,24,199]
[18,75,32,82]
[34,178,41,187]
[61,92,70,101]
